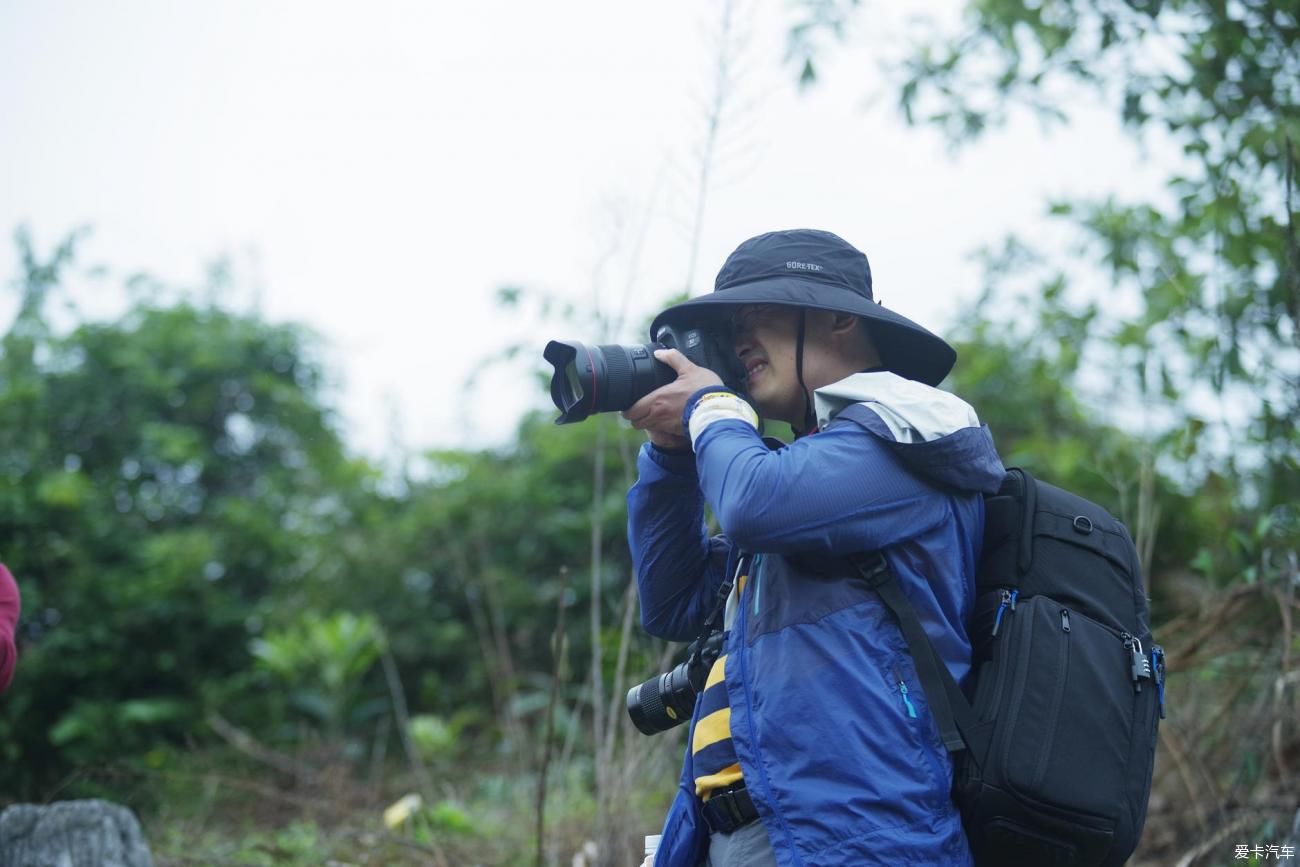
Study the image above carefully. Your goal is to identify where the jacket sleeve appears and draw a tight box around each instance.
[627,442,730,642]
[0,564,20,693]
[691,418,947,555]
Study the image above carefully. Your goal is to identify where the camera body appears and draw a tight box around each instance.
[543,321,746,425]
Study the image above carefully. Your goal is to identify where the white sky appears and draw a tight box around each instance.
[0,1,1180,460]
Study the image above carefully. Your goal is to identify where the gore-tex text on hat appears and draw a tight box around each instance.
[786,261,823,272]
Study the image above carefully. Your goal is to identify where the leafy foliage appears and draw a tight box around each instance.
[0,231,379,793]
[0,232,672,817]
[895,0,1299,604]
[252,611,385,738]
[791,0,1299,508]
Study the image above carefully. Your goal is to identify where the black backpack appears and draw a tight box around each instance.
[851,467,1166,867]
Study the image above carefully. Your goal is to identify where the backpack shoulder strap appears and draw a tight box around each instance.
[1009,467,1037,574]
[849,551,993,767]
[980,467,1036,588]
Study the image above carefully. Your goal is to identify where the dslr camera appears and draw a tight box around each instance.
[543,320,745,424]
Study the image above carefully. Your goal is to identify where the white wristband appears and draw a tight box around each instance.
[688,392,759,444]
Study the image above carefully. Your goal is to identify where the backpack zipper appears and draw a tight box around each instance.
[1150,645,1167,718]
[984,601,1022,722]
[991,588,1019,637]
[1032,605,1072,789]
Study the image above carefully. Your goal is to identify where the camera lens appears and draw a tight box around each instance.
[626,661,698,735]
[543,340,675,424]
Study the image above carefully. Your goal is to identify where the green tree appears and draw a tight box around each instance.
[0,230,371,795]
[791,0,1298,513]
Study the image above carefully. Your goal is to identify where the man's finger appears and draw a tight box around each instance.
[654,348,694,373]
[624,397,653,422]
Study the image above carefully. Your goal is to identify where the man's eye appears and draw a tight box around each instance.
[734,306,775,331]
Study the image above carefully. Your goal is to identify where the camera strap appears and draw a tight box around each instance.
[688,552,749,664]
[711,553,751,632]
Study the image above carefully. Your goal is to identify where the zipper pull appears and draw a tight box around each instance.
[991,589,1018,637]
[1060,608,1071,632]
[898,680,918,719]
[1129,636,1151,692]
[1151,645,1167,719]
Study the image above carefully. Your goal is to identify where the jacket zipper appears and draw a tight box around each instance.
[893,667,918,719]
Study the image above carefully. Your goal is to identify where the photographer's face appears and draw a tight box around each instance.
[731,304,806,425]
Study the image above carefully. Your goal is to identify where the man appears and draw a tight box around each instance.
[624,229,1005,867]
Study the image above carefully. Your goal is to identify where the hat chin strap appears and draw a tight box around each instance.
[794,309,816,434]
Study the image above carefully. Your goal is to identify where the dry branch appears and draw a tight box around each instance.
[206,712,320,784]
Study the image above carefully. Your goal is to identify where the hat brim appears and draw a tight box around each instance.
[650,277,956,386]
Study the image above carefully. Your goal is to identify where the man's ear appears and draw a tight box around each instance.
[829,312,859,336]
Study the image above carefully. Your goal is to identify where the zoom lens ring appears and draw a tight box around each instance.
[640,681,669,728]
[594,345,630,411]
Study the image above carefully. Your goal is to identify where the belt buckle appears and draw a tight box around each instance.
[712,785,749,833]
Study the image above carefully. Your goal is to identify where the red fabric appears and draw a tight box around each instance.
[0,563,20,692]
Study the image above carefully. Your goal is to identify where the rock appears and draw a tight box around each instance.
[0,799,153,867]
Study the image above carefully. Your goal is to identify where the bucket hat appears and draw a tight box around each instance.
[649,229,956,386]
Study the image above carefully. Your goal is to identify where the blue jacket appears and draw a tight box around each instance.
[627,372,1006,867]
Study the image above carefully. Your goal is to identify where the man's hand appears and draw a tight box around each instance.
[622,348,724,450]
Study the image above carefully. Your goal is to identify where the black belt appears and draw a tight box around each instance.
[700,784,759,834]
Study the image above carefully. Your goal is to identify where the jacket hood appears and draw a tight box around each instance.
[815,371,1006,495]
